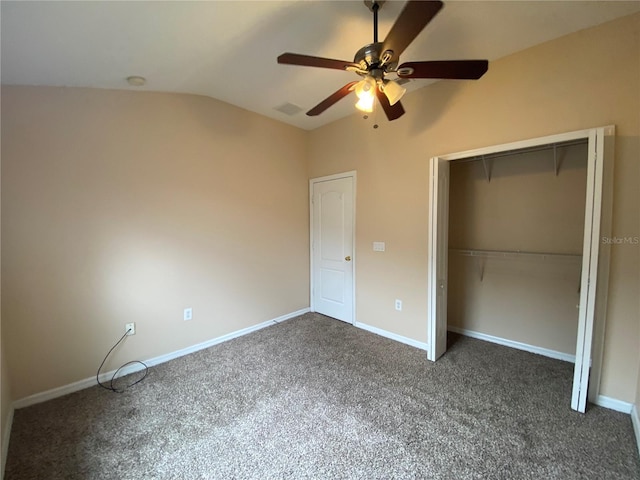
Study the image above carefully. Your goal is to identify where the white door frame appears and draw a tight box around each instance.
[309,171,357,324]
[427,126,614,412]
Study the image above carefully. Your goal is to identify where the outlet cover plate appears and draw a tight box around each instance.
[184,308,193,321]
[125,322,136,335]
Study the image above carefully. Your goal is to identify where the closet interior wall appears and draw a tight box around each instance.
[447,142,588,357]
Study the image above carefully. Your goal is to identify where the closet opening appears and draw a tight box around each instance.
[427,127,614,413]
[448,139,587,364]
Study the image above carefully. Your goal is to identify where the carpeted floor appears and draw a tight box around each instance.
[5,313,640,479]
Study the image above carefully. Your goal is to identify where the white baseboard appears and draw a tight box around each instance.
[13,308,310,410]
[632,404,640,457]
[447,326,575,363]
[2,405,14,480]
[592,395,633,414]
[355,322,429,351]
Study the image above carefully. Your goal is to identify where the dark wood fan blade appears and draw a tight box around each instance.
[307,82,359,116]
[382,1,443,64]
[375,87,405,121]
[397,60,488,79]
[278,53,359,71]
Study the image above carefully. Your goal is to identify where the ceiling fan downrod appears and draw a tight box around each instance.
[372,1,379,43]
[355,1,389,74]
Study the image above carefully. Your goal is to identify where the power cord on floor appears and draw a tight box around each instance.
[96,328,149,393]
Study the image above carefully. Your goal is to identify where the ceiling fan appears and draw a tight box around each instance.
[277,0,488,122]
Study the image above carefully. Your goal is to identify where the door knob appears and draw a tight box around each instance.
[345,256,351,261]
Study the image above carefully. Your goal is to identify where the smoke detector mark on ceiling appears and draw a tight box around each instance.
[274,102,303,116]
[126,75,146,87]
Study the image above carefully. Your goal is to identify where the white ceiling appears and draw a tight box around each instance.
[2,1,639,130]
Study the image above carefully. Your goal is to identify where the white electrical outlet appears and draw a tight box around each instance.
[395,299,402,311]
[184,307,193,321]
[125,322,136,335]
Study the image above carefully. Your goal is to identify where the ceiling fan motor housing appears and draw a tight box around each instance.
[354,43,397,75]
[354,42,381,70]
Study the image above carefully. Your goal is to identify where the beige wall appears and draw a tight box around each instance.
[447,144,587,355]
[308,13,640,402]
[1,87,309,400]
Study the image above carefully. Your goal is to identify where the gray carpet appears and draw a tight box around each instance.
[5,313,640,479]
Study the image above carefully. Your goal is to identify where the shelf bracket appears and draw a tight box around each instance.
[553,143,567,176]
[481,155,492,182]
[476,257,486,282]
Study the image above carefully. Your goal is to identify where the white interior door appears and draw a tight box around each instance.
[311,173,355,323]
[427,158,450,361]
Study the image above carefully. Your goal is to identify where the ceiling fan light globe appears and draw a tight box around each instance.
[355,77,376,99]
[355,94,374,113]
[382,80,406,106]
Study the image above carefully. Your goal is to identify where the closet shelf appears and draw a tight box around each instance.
[449,248,582,262]
[455,138,588,179]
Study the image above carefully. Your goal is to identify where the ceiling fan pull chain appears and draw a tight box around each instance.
[373,101,380,129]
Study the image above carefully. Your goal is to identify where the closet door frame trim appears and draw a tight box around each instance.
[427,125,614,413]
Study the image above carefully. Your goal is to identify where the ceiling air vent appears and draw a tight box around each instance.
[274,102,303,116]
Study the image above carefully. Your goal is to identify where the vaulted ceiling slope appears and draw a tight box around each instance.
[2,1,639,130]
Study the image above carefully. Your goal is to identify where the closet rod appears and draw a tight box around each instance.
[453,139,587,164]
[449,248,582,261]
